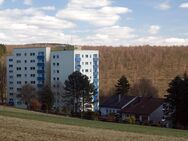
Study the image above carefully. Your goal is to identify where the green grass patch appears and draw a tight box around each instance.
[0,106,188,138]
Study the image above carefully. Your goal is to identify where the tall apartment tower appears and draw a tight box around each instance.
[51,49,99,111]
[6,47,51,108]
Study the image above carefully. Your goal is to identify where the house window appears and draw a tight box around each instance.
[53,55,55,59]
[57,70,59,73]
[106,109,108,114]
[25,60,27,63]
[57,77,59,80]
[85,69,89,72]
[85,62,88,65]
[85,55,88,58]
[57,63,59,66]
[17,81,21,84]
[9,65,13,68]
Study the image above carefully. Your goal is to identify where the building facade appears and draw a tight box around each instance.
[6,47,51,108]
[51,49,99,111]
[6,47,99,111]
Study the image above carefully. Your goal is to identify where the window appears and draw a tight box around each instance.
[24,53,27,56]
[25,74,27,77]
[85,62,88,65]
[30,60,35,63]
[31,81,35,84]
[75,54,80,57]
[25,81,27,84]
[57,55,59,58]
[93,54,98,58]
[24,60,27,63]
[30,53,35,56]
[57,70,59,73]
[82,62,84,65]
[9,81,13,84]
[16,67,21,71]
[10,87,13,90]
[82,55,84,58]
[16,53,21,56]
[30,74,35,77]
[53,62,55,66]
[9,76,13,79]
[53,55,55,59]
[9,93,13,96]
[17,74,21,78]
[85,55,88,58]
[9,70,13,73]
[25,67,27,70]
[53,77,56,81]
[57,63,59,66]
[57,77,59,80]
[17,88,21,91]
[9,58,13,62]
[16,60,21,63]
[106,109,108,113]
[9,65,13,68]
[30,67,35,70]
[17,81,21,84]
[85,69,89,72]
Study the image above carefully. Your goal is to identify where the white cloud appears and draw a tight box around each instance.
[158,2,171,10]
[56,0,131,26]
[81,26,136,45]
[0,0,4,5]
[179,3,188,8]
[24,0,32,5]
[148,25,160,34]
[0,7,77,44]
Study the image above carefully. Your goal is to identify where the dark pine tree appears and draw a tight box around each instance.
[115,75,130,96]
[63,71,95,115]
[163,74,188,129]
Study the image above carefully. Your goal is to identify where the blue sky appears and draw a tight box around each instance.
[0,0,188,46]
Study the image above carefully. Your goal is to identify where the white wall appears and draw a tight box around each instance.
[149,105,163,123]
[7,47,51,108]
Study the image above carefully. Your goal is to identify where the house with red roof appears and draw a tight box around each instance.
[121,97,164,124]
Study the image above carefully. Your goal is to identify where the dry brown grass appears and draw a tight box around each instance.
[0,116,187,141]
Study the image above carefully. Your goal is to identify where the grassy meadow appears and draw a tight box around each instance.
[0,106,188,141]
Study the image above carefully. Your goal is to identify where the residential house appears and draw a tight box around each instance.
[121,97,164,124]
[100,95,136,116]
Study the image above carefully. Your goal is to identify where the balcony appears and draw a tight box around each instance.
[75,57,81,62]
[37,56,44,60]
[37,63,44,67]
[93,58,99,62]
[37,84,44,88]
[37,70,45,74]
[37,77,45,81]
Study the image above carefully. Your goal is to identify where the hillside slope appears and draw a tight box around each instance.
[6,44,188,97]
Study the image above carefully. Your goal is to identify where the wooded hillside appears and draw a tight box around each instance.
[6,44,188,98]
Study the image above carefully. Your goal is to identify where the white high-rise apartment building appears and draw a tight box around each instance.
[6,47,51,108]
[51,49,99,111]
[6,46,99,111]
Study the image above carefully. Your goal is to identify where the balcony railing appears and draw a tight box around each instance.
[75,57,81,62]
[37,77,45,81]
[37,70,45,74]
[37,56,44,60]
[37,63,44,67]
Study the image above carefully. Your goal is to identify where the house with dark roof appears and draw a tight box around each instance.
[121,97,164,124]
[100,95,136,116]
